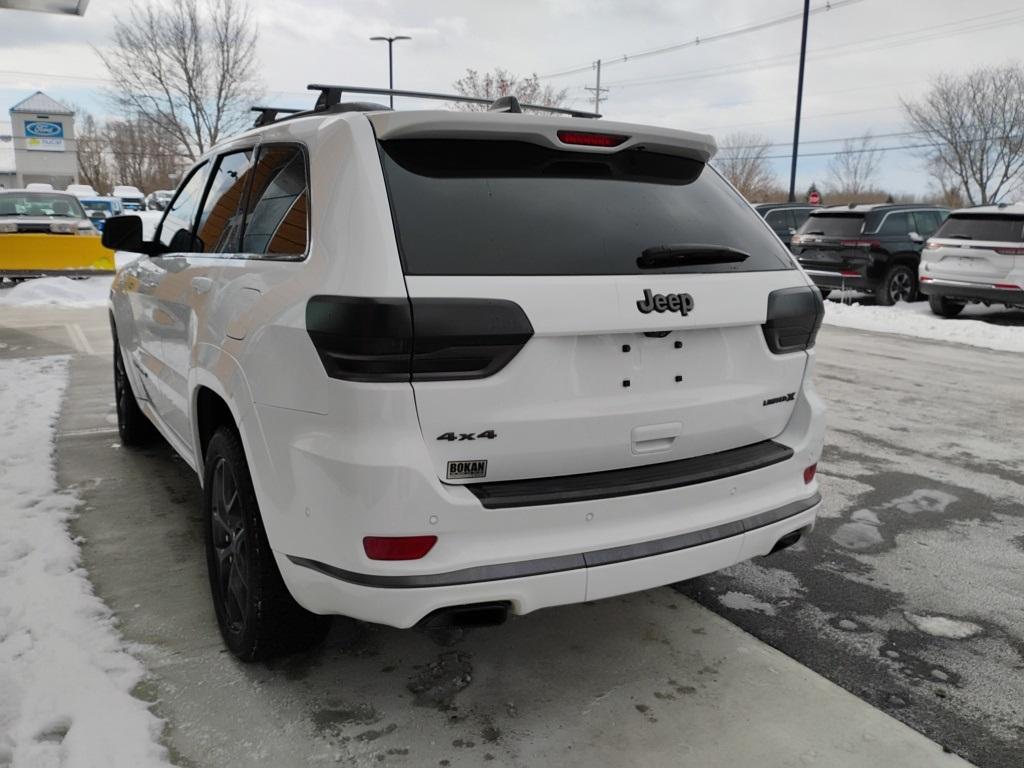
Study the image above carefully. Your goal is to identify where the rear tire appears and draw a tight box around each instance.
[928,294,966,318]
[876,264,917,305]
[113,340,155,446]
[203,426,331,662]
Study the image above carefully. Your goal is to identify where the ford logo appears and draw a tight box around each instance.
[26,122,61,137]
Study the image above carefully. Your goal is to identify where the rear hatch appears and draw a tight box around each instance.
[924,212,1024,284]
[791,211,873,274]
[368,117,819,485]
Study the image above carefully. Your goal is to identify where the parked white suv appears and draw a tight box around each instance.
[920,203,1024,316]
[104,87,825,661]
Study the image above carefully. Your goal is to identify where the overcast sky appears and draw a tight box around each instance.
[2,0,1023,195]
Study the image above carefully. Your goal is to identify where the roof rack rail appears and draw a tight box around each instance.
[251,105,302,128]
[307,84,600,119]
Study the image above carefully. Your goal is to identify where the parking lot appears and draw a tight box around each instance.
[2,302,1020,767]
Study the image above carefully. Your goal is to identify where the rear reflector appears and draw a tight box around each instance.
[839,239,881,249]
[306,296,534,382]
[363,536,437,560]
[804,463,817,484]
[556,130,629,148]
[840,270,860,277]
[919,275,933,282]
[994,283,1021,290]
[994,247,1024,256]
[762,286,824,354]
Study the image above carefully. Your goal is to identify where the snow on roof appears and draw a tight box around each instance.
[951,202,1024,216]
[10,91,74,116]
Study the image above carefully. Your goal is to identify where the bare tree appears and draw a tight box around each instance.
[826,132,884,196]
[902,64,1024,205]
[75,112,113,194]
[452,68,568,112]
[97,0,260,161]
[107,116,185,191]
[716,132,780,201]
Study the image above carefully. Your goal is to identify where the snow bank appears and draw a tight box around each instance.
[0,357,170,768]
[0,277,111,308]
[823,299,1024,353]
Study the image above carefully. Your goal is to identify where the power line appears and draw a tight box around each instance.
[539,0,866,79]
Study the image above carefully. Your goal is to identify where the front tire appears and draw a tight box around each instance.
[876,264,917,305]
[113,340,155,445]
[203,426,330,662]
[928,294,966,318]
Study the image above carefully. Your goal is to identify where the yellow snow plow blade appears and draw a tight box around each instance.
[0,233,115,277]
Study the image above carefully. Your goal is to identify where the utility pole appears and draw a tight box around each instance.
[787,0,811,202]
[584,59,609,114]
[369,35,411,109]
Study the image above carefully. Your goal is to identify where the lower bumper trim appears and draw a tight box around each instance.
[920,279,1024,305]
[287,492,821,589]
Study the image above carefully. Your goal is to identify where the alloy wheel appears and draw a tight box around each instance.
[210,458,250,635]
[889,270,913,303]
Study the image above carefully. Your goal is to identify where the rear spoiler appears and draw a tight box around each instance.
[368,111,717,163]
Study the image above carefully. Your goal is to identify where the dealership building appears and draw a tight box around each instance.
[0,91,79,189]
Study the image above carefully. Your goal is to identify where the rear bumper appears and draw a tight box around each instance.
[278,496,820,627]
[801,268,873,292]
[919,277,1024,306]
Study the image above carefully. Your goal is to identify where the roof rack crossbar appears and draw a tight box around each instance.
[306,84,600,119]
[251,105,302,128]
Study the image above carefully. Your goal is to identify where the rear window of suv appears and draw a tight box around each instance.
[797,213,865,238]
[933,214,1024,243]
[379,139,794,275]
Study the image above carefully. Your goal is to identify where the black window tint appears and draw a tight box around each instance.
[159,163,209,251]
[798,213,865,238]
[764,209,791,230]
[792,208,813,228]
[934,214,1024,243]
[195,149,254,253]
[240,146,308,257]
[878,212,912,236]
[380,139,794,275]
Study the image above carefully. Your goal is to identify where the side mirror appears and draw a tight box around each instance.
[908,231,923,243]
[101,215,145,252]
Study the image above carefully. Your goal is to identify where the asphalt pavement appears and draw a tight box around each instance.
[3,303,1018,767]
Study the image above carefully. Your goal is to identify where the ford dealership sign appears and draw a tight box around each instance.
[25,120,65,151]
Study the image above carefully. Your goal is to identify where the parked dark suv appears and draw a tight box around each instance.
[755,203,818,246]
[790,204,949,304]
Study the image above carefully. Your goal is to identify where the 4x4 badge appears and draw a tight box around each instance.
[636,288,694,316]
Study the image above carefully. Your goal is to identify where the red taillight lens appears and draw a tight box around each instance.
[556,130,629,148]
[994,247,1024,256]
[363,535,437,561]
[993,283,1021,290]
[803,463,818,484]
[840,270,860,277]
[839,239,881,249]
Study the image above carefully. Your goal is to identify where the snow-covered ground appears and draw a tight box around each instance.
[824,297,1024,353]
[0,356,170,768]
[0,277,112,308]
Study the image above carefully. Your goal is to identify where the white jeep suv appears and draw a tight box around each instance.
[920,203,1024,316]
[104,87,825,661]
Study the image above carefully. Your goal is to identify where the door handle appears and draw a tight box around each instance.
[191,276,214,294]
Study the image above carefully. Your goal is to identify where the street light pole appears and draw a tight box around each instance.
[369,35,411,109]
[788,0,810,203]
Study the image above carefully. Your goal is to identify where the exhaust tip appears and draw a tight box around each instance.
[768,528,803,555]
[418,601,510,629]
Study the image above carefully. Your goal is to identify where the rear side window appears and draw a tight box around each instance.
[912,210,944,237]
[792,208,813,229]
[878,212,912,236]
[241,145,309,257]
[799,213,864,238]
[764,209,792,229]
[380,139,794,275]
[934,214,1024,243]
[195,149,254,254]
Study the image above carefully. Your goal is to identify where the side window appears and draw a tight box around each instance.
[159,163,209,252]
[764,210,789,230]
[195,149,255,254]
[913,211,941,236]
[878,212,911,236]
[240,145,309,257]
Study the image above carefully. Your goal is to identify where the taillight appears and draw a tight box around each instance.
[993,283,1021,290]
[762,285,824,354]
[924,241,943,250]
[556,130,629,148]
[306,296,534,382]
[840,270,860,277]
[804,463,817,484]
[363,536,437,560]
[839,239,881,249]
[994,247,1024,256]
